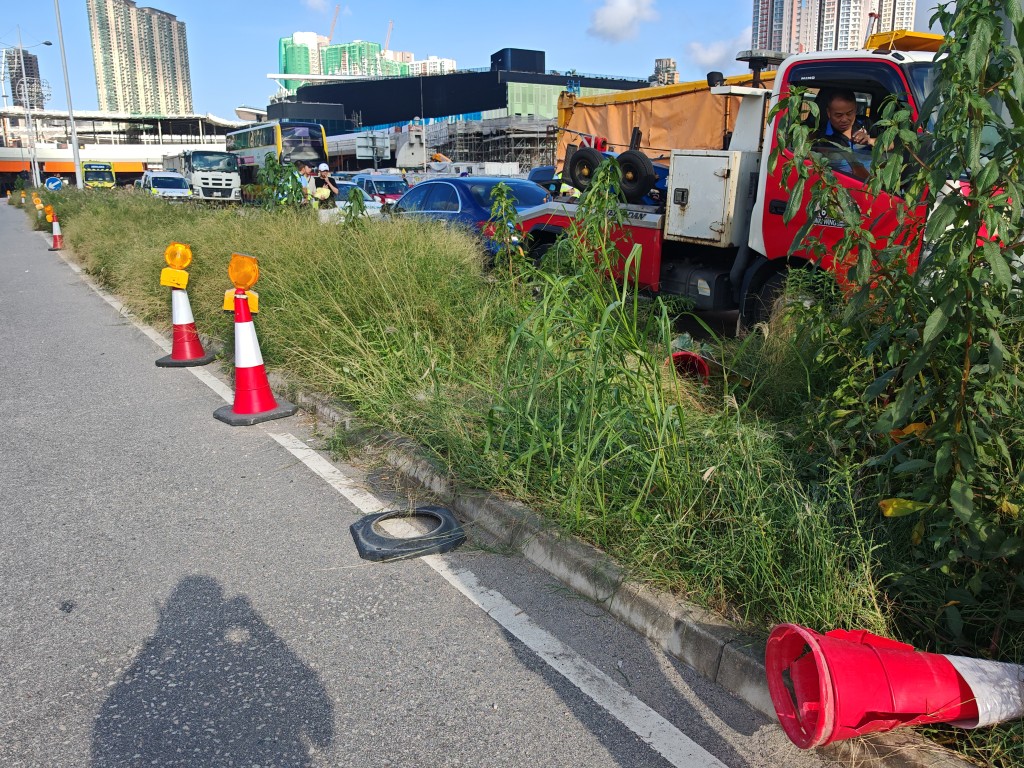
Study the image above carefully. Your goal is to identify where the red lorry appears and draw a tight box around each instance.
[519,33,941,327]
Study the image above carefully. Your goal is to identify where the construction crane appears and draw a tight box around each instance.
[384,19,393,52]
[328,4,340,43]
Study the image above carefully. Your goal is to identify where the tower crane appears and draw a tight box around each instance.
[384,19,393,51]
[328,4,340,43]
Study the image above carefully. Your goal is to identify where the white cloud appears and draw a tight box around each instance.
[686,27,752,75]
[588,0,658,42]
[301,0,329,11]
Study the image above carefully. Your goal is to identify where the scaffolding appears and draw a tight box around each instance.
[431,116,556,169]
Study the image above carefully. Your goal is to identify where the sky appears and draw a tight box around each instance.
[1,0,940,119]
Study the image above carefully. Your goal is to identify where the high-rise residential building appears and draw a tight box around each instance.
[86,0,193,115]
[279,32,456,93]
[650,58,680,86]
[5,49,46,109]
[752,0,916,53]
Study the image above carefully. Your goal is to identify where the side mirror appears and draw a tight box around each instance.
[707,71,725,88]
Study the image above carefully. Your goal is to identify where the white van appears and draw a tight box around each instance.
[139,171,193,201]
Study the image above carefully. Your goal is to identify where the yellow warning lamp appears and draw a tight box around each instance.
[160,242,192,290]
[223,253,259,312]
[44,204,54,223]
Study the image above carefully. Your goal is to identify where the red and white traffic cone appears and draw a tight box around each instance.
[156,288,215,367]
[213,289,296,426]
[48,214,64,251]
[765,623,1024,749]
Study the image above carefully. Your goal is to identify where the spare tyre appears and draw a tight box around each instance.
[616,150,657,203]
[566,146,606,192]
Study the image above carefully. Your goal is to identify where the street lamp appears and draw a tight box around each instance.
[14,26,52,187]
[54,0,83,189]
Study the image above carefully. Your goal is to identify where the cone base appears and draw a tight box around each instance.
[156,350,216,368]
[213,398,297,426]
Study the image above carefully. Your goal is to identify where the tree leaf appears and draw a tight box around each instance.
[923,299,953,346]
[895,458,933,473]
[880,498,930,517]
[950,477,975,523]
[983,240,1012,289]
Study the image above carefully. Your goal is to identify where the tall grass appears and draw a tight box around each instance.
[35,175,1021,765]
[37,186,887,633]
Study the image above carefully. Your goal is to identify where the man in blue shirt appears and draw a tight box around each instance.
[813,89,874,179]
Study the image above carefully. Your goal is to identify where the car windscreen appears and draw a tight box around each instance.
[338,184,373,201]
[468,181,548,209]
[152,176,189,189]
[371,180,408,195]
[84,171,114,182]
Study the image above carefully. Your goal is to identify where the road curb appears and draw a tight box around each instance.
[290,387,973,768]
[39,223,973,768]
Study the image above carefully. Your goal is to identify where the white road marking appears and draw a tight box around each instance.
[46,240,727,767]
[269,430,728,768]
[52,246,235,403]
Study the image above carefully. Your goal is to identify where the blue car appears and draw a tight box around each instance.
[392,176,549,254]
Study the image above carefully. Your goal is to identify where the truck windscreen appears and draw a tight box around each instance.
[192,152,238,172]
[904,62,937,128]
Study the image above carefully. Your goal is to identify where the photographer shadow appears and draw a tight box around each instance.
[91,575,333,767]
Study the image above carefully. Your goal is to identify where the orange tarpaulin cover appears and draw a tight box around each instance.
[556,72,776,167]
[113,162,144,172]
[44,161,77,172]
[0,160,30,172]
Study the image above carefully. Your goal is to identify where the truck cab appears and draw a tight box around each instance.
[518,34,939,328]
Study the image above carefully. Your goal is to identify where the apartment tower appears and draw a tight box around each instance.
[752,0,917,53]
[5,50,45,108]
[86,0,193,114]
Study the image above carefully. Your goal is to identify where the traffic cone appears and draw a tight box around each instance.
[213,289,297,426]
[48,214,64,251]
[155,288,215,367]
[765,623,1024,749]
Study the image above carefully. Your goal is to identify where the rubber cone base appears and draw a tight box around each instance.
[213,398,297,426]
[156,350,216,367]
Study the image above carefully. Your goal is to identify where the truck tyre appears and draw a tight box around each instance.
[566,146,605,192]
[742,271,787,329]
[616,150,656,203]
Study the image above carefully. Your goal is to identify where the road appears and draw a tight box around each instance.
[0,201,835,768]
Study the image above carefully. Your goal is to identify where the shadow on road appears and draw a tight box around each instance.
[91,575,333,767]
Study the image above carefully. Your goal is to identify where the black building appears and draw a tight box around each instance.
[267,49,648,133]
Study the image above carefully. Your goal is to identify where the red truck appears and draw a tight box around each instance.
[519,33,940,328]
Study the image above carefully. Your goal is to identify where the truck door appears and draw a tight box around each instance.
[761,60,923,283]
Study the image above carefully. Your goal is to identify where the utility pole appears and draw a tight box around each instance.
[16,26,41,188]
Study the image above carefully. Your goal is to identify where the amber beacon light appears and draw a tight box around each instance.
[155,242,214,367]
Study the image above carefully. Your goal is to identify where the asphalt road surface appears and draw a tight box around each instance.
[0,202,836,768]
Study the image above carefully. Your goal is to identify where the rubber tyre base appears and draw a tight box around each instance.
[213,398,298,426]
[350,505,466,562]
[155,350,216,367]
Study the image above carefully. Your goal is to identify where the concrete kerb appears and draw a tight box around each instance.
[37,226,974,768]
[282,377,974,768]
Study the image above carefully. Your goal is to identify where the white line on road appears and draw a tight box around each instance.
[43,242,726,767]
[269,430,728,768]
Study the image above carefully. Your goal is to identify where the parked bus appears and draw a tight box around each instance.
[225,120,328,184]
[83,162,115,190]
[162,150,241,202]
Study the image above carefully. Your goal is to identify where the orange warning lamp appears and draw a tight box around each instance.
[44,204,54,223]
[228,253,259,289]
[164,242,193,269]
[160,242,192,290]
[224,253,259,312]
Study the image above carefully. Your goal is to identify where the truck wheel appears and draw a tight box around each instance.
[742,272,786,329]
[616,150,656,203]
[566,146,605,192]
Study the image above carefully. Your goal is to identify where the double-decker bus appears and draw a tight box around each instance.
[162,150,241,202]
[225,120,328,184]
